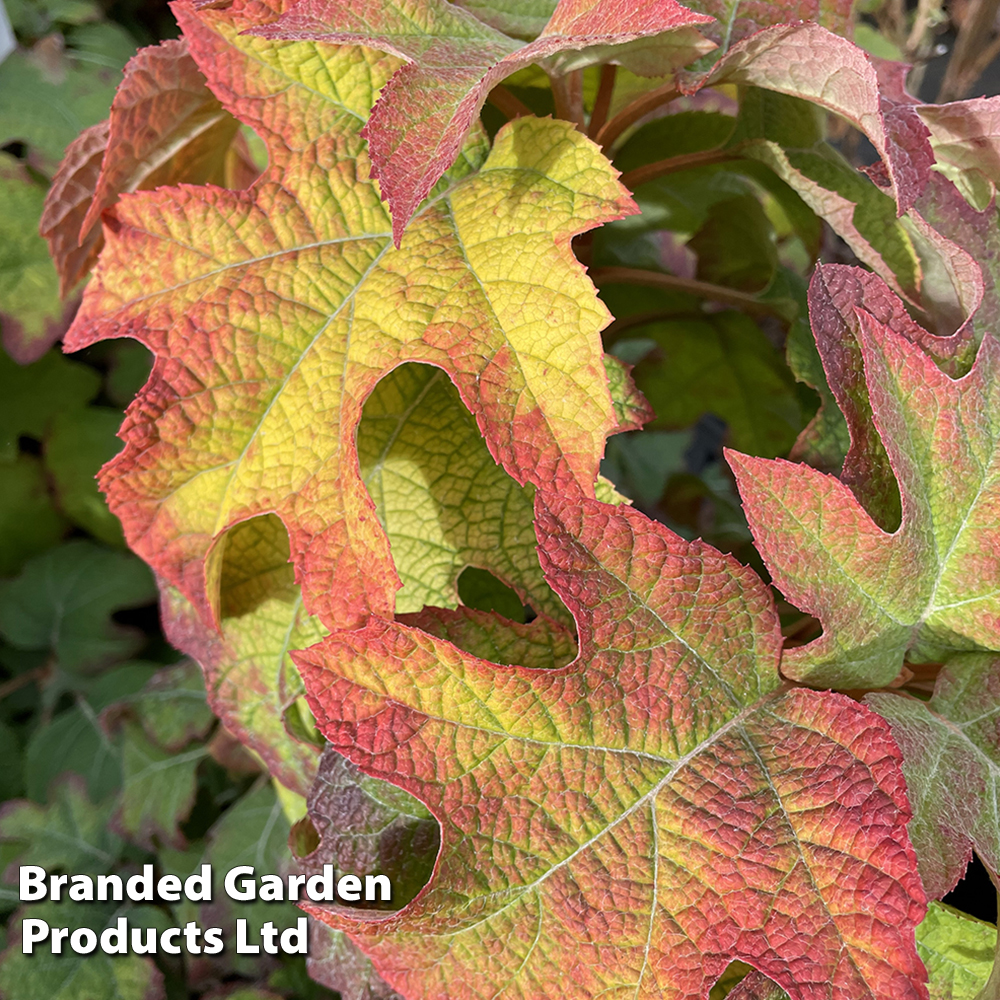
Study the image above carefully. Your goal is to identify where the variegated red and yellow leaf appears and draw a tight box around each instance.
[247,0,713,240]
[295,493,926,1000]
[732,314,1000,689]
[64,0,636,631]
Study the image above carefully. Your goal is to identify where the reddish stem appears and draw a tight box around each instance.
[587,64,617,139]
[593,82,679,149]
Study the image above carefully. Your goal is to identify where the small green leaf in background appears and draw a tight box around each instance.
[600,429,691,509]
[114,720,206,848]
[0,340,98,462]
[45,407,125,545]
[0,902,163,1000]
[0,29,134,174]
[0,154,67,363]
[0,541,156,672]
[108,659,215,752]
[24,700,119,802]
[0,456,68,575]
[620,311,803,458]
[0,775,121,873]
[916,902,997,1000]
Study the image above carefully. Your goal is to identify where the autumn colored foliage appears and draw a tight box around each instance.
[4,0,1000,996]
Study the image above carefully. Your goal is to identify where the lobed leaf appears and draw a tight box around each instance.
[731,313,1000,689]
[0,541,157,673]
[65,0,637,630]
[41,38,258,298]
[696,23,933,216]
[0,776,122,874]
[247,0,713,240]
[295,493,926,1000]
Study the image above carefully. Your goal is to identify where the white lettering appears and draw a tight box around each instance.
[21,918,48,953]
[236,918,259,954]
[19,866,46,901]
[337,874,361,901]
[225,866,256,901]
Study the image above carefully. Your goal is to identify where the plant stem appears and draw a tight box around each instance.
[549,69,585,128]
[486,84,533,121]
[620,148,741,190]
[938,0,1000,101]
[0,665,48,701]
[593,82,679,149]
[589,266,785,318]
[588,64,617,139]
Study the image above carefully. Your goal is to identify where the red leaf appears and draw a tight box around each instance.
[698,23,934,215]
[295,494,927,1000]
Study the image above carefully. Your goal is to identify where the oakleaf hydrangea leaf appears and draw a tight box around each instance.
[357,363,570,620]
[41,38,256,297]
[919,97,1000,210]
[731,314,1000,689]
[689,23,933,216]
[397,603,576,668]
[162,579,326,798]
[39,122,110,298]
[248,0,713,241]
[302,746,439,911]
[307,924,403,1000]
[295,493,926,1000]
[65,0,636,631]
[683,0,851,50]
[868,654,1000,899]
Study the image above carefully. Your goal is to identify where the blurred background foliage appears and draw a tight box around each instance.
[1,0,1000,997]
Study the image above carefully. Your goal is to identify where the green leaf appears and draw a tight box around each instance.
[45,407,125,546]
[25,702,121,802]
[0,152,69,365]
[114,720,206,848]
[0,348,99,463]
[203,780,299,971]
[0,541,156,672]
[599,428,690,508]
[0,902,163,1000]
[0,33,134,174]
[625,311,802,457]
[0,775,121,873]
[613,110,737,173]
[867,653,1000,899]
[688,194,778,293]
[107,659,214,753]
[916,902,997,1000]
[0,456,68,576]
